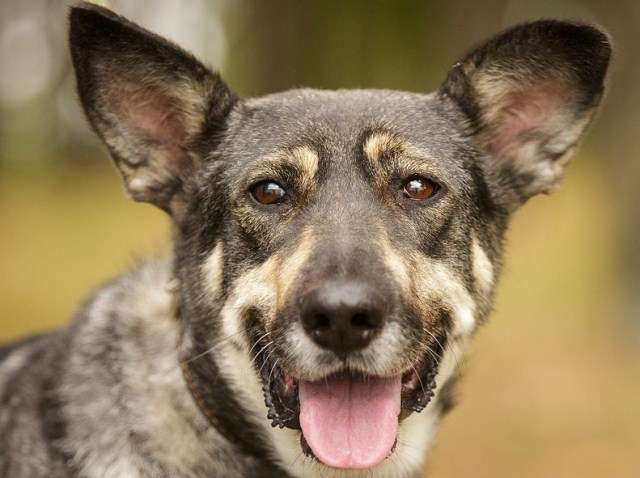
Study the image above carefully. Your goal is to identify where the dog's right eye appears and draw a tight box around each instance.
[250,181,287,205]
[402,176,439,201]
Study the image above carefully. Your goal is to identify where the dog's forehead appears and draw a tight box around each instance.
[221,88,470,175]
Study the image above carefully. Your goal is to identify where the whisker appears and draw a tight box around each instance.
[421,341,441,365]
[424,328,461,370]
[184,327,251,364]
[268,358,280,385]
[247,331,271,359]
[258,348,275,376]
[423,328,445,356]
[289,450,305,469]
[250,340,274,367]
[411,363,426,396]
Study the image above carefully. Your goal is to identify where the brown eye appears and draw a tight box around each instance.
[402,176,438,201]
[251,181,287,205]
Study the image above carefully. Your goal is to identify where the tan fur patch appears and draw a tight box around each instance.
[364,132,403,187]
[401,251,477,335]
[276,228,315,309]
[363,131,404,163]
[378,228,477,335]
[289,146,319,187]
[363,133,454,201]
[379,237,411,295]
[471,234,493,296]
[218,229,317,343]
[247,147,319,186]
[219,257,279,346]
[202,242,224,298]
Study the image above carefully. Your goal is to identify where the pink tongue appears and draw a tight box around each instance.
[299,374,401,469]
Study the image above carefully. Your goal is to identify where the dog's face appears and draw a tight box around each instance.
[70,4,610,472]
[216,91,481,380]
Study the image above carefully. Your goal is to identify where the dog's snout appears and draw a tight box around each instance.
[300,281,385,357]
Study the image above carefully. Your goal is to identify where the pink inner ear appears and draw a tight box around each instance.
[488,81,574,159]
[112,80,188,147]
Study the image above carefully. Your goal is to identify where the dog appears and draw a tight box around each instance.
[0,3,611,477]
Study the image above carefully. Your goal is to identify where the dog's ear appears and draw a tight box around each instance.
[69,3,236,213]
[440,20,611,208]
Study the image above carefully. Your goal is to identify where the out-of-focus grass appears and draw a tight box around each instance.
[0,162,169,339]
[0,155,637,477]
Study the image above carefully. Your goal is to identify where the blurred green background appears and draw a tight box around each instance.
[1,1,638,477]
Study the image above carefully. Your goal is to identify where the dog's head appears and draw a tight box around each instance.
[70,4,610,472]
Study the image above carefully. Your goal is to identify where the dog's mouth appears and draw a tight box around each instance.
[258,348,441,470]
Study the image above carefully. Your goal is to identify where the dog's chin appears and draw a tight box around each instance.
[259,351,440,470]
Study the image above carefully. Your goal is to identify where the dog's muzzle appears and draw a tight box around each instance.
[256,275,445,470]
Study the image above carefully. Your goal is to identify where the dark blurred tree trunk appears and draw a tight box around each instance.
[244,0,307,94]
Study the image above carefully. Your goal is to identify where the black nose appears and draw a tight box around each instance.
[300,281,386,357]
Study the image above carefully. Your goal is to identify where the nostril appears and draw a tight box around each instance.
[311,313,331,330]
[300,280,388,355]
[351,312,375,330]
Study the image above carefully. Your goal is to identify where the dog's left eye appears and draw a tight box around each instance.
[250,181,287,205]
[402,176,439,201]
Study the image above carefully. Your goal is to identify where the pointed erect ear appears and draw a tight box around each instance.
[69,3,237,213]
[440,20,611,208]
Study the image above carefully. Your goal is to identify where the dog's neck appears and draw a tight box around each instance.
[57,261,255,477]
[179,349,291,475]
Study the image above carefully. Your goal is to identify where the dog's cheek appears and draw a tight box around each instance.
[377,242,440,371]
[215,257,279,351]
[380,240,463,335]
[471,234,494,294]
[201,242,225,301]
[470,233,496,318]
[198,228,315,365]
[413,257,479,402]
[411,254,477,338]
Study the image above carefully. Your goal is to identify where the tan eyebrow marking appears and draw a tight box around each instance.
[289,146,319,187]
[363,132,445,181]
[363,132,407,188]
[247,146,319,185]
[363,132,405,163]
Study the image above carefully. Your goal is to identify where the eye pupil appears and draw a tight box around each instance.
[252,181,286,205]
[403,177,437,201]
